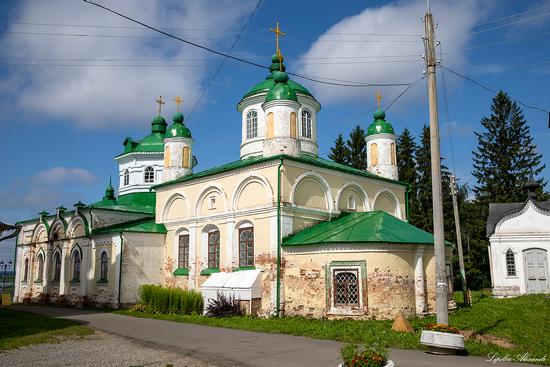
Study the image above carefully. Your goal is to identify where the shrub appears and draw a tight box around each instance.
[340,344,388,367]
[205,292,244,318]
[424,323,460,334]
[138,284,203,315]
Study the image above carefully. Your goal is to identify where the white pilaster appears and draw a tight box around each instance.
[414,246,426,315]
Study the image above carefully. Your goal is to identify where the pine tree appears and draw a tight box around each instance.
[328,133,350,165]
[346,125,368,170]
[414,125,433,232]
[396,128,418,223]
[472,91,547,203]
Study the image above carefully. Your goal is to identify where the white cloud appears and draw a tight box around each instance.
[295,0,489,107]
[0,0,254,129]
[32,167,97,185]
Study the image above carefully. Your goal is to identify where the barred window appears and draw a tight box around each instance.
[333,270,359,306]
[36,253,44,282]
[123,169,129,186]
[178,234,190,269]
[239,227,254,267]
[53,252,61,282]
[72,250,81,282]
[506,249,516,277]
[100,252,108,281]
[246,110,258,139]
[301,109,312,138]
[208,231,220,269]
[144,166,154,183]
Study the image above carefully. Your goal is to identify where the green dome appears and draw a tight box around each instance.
[165,112,192,139]
[265,71,298,102]
[240,54,314,101]
[366,110,395,136]
[117,115,168,157]
[151,115,167,135]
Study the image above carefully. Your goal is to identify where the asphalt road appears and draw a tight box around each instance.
[13,306,542,367]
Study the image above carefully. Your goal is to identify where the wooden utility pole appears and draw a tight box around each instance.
[423,9,449,324]
[450,175,469,306]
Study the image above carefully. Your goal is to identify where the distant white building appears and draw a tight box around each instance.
[487,188,550,297]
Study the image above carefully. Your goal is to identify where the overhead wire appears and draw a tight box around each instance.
[186,0,263,122]
[81,0,413,88]
[465,3,550,30]
[438,43,456,175]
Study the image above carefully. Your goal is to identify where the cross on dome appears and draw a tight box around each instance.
[269,22,286,70]
[376,91,382,110]
[174,96,183,112]
[155,96,165,116]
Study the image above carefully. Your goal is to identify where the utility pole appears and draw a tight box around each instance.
[423,8,449,324]
[450,175,469,306]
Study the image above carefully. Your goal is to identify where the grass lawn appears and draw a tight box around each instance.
[0,308,93,350]
[116,292,550,365]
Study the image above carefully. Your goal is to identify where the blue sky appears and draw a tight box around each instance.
[1,0,549,263]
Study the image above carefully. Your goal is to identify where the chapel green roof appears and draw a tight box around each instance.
[89,192,156,215]
[282,211,452,246]
[366,110,395,136]
[92,218,166,235]
[265,71,298,102]
[240,54,314,102]
[117,115,168,157]
[165,112,192,139]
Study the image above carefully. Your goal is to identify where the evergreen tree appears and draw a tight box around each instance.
[346,125,368,170]
[414,125,433,232]
[328,133,350,165]
[396,128,419,223]
[472,91,547,203]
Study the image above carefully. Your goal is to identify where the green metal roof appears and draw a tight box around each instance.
[153,154,407,190]
[265,71,298,102]
[367,110,395,136]
[165,112,192,139]
[92,218,166,235]
[117,116,167,157]
[283,211,451,246]
[89,192,156,215]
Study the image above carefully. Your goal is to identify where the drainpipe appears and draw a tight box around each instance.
[117,232,124,306]
[276,158,284,317]
[12,231,19,299]
[405,184,411,222]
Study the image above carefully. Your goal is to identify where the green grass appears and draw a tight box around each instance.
[0,308,93,350]
[116,292,550,365]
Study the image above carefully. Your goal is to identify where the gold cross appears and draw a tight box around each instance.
[155,96,165,116]
[269,22,286,59]
[174,96,183,112]
[376,91,382,110]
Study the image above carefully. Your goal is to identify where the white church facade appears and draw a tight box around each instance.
[13,53,454,319]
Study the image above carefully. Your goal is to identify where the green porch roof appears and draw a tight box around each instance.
[92,218,166,235]
[153,154,407,190]
[282,211,452,246]
[89,192,156,215]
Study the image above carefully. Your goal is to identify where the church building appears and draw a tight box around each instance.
[13,51,452,319]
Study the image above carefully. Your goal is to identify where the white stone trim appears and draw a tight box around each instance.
[372,188,403,219]
[231,173,274,211]
[284,243,426,255]
[290,171,335,212]
[335,181,370,211]
[162,192,191,222]
[194,184,229,217]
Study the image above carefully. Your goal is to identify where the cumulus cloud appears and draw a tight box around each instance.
[0,0,255,129]
[32,167,97,185]
[295,0,490,107]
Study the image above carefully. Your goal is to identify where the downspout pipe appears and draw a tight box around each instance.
[117,232,124,307]
[276,158,283,317]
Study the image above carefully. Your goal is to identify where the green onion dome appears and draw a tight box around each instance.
[265,70,298,102]
[165,112,192,139]
[366,110,395,136]
[151,115,167,135]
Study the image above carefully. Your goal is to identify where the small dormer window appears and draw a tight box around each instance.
[123,169,129,186]
[246,110,258,139]
[144,167,154,183]
[301,109,312,139]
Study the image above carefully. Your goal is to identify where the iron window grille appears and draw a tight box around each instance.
[333,269,359,306]
[506,249,516,277]
[239,227,254,267]
[208,231,220,269]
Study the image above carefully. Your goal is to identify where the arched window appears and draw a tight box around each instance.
[36,253,44,282]
[246,110,258,139]
[23,258,29,282]
[391,142,397,165]
[290,112,297,139]
[506,249,516,277]
[72,250,81,282]
[301,109,312,139]
[370,143,378,166]
[123,169,129,186]
[178,234,190,269]
[347,195,356,211]
[144,166,154,183]
[100,252,108,281]
[267,112,274,139]
[183,147,190,169]
[53,252,61,282]
[239,227,254,267]
[208,230,220,269]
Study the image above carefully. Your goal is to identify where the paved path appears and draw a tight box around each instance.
[14,306,542,367]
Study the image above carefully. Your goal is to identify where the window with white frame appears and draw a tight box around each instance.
[144,166,154,183]
[246,110,258,139]
[178,234,190,269]
[239,227,254,267]
[506,249,516,277]
[301,109,312,139]
[208,231,220,269]
[347,195,356,211]
[333,269,359,307]
[72,250,81,282]
[123,169,129,186]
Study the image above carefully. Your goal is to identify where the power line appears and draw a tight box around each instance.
[442,30,550,55]
[187,0,263,122]
[12,21,240,33]
[438,44,456,175]
[6,30,234,41]
[82,0,412,88]
[466,3,550,30]
[383,76,425,112]
[441,66,549,114]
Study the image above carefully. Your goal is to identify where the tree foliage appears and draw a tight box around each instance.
[328,133,349,165]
